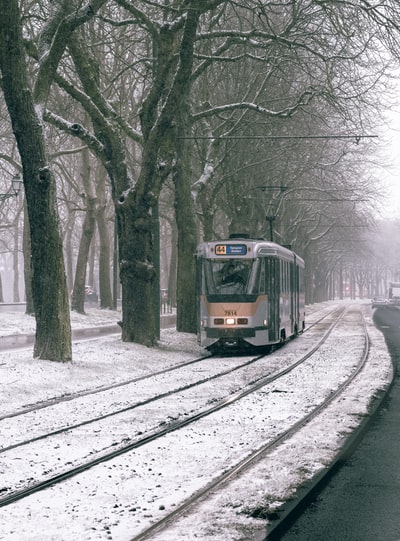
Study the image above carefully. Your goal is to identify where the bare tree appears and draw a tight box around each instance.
[0,0,107,360]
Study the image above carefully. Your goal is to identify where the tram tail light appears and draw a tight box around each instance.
[237,318,248,325]
[214,318,224,325]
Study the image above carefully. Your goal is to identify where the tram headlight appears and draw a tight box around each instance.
[226,318,235,325]
[263,319,268,327]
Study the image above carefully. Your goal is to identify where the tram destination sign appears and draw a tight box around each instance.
[215,244,247,256]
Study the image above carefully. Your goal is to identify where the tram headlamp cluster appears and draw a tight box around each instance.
[213,317,249,325]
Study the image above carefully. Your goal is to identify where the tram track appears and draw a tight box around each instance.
[0,304,349,509]
[1,305,343,451]
[0,302,341,423]
[130,306,372,541]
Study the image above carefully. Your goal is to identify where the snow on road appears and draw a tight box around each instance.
[0,301,393,540]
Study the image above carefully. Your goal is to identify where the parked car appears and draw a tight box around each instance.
[371,295,387,308]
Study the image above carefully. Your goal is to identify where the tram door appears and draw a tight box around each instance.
[267,257,280,342]
[290,259,300,333]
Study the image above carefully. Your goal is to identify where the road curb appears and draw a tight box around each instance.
[0,315,176,350]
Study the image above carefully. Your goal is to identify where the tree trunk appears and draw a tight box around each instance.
[97,204,113,309]
[174,167,198,333]
[23,200,34,314]
[173,104,197,332]
[13,217,20,302]
[167,220,178,307]
[95,166,113,309]
[172,6,200,334]
[71,195,97,313]
[71,149,96,313]
[0,0,71,361]
[64,212,76,294]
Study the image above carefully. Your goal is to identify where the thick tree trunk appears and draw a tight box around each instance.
[117,193,156,345]
[172,6,200,334]
[173,106,197,332]
[174,168,198,333]
[0,0,71,361]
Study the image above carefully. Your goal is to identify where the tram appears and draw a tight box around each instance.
[196,235,305,353]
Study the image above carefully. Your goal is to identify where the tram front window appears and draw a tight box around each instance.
[203,259,254,296]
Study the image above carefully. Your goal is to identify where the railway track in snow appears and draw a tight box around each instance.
[129,304,370,540]
[0,304,359,517]
[0,303,339,422]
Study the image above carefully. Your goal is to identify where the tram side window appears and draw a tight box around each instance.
[202,260,218,294]
[300,266,304,292]
[286,261,289,292]
[268,257,278,295]
[263,257,277,295]
[286,261,290,292]
[289,261,294,291]
[281,260,290,293]
[256,259,266,294]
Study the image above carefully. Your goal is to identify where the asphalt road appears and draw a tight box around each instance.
[275,305,400,541]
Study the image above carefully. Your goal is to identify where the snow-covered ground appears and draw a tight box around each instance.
[0,301,393,540]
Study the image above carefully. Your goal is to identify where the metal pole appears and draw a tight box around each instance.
[112,216,118,309]
[153,203,160,339]
[266,216,274,242]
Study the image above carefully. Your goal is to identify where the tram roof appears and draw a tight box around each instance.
[196,237,304,265]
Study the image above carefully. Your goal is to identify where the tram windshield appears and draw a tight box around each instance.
[201,258,261,297]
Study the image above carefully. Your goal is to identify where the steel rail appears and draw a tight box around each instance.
[0,306,346,508]
[0,304,340,422]
[129,307,369,541]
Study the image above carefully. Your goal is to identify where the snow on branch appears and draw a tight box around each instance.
[52,72,143,145]
[43,111,105,158]
[191,90,316,122]
[192,161,215,201]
